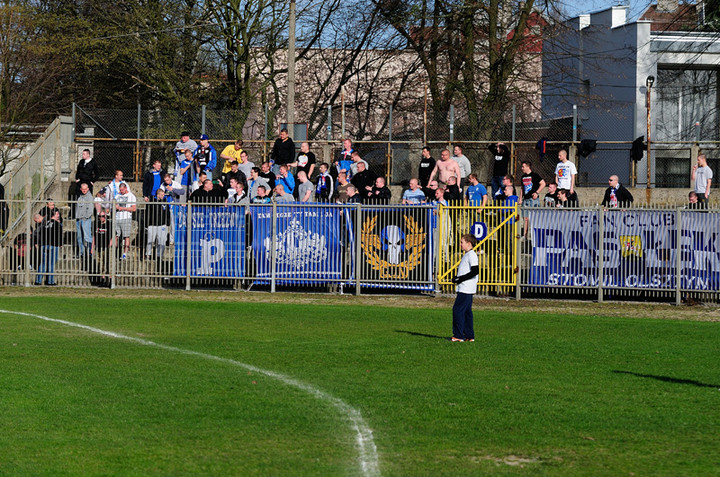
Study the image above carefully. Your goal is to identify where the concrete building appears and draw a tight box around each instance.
[542,1,720,187]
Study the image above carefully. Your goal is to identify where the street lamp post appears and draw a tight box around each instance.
[646,75,655,205]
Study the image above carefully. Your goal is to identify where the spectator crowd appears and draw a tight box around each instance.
[5,131,714,286]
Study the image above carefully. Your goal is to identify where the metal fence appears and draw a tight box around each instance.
[72,104,720,194]
[1,199,718,305]
[520,204,720,304]
[437,204,518,296]
[0,200,440,293]
[70,104,576,186]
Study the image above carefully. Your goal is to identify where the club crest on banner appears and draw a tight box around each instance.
[264,219,328,269]
[620,235,643,258]
[361,214,426,279]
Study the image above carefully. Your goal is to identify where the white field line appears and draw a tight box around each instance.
[0,309,380,477]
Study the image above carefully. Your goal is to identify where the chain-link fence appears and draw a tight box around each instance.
[73,104,717,191]
[74,104,574,143]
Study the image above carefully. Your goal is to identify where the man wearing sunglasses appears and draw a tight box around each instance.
[601,175,633,208]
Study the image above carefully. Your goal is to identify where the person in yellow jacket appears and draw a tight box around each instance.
[220,139,244,174]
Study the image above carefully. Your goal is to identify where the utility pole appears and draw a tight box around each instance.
[287,0,296,131]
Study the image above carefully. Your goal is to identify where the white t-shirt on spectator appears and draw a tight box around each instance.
[695,166,714,195]
[555,161,577,190]
[94,196,111,212]
[116,191,136,220]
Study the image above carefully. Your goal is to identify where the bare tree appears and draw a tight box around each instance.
[290,1,424,140]
[0,0,66,178]
[373,0,551,139]
[204,0,294,137]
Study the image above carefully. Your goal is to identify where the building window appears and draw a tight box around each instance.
[655,149,690,188]
[656,68,719,141]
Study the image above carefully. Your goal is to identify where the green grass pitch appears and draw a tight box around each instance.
[0,295,719,476]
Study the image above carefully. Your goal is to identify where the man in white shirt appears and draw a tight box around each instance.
[451,234,479,342]
[554,149,577,195]
[452,145,472,187]
[159,173,186,204]
[692,153,713,207]
[114,182,136,260]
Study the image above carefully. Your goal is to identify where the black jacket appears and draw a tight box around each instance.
[39,206,62,223]
[32,222,44,247]
[259,170,276,191]
[602,184,634,207]
[222,169,248,191]
[444,184,462,202]
[271,137,296,165]
[369,186,392,204]
[43,218,63,247]
[351,170,377,198]
[145,198,171,226]
[76,159,99,185]
[579,139,597,158]
[142,169,166,199]
[488,144,510,177]
[190,186,225,203]
[631,137,645,162]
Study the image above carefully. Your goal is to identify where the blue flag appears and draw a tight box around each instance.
[173,204,246,277]
[250,205,343,284]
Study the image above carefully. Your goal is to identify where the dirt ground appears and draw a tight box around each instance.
[2,287,719,322]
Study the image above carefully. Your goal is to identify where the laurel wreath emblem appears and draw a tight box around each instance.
[360,214,426,279]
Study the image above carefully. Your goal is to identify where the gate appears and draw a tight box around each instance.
[436,203,519,294]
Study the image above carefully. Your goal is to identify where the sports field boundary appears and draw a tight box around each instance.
[2,287,719,322]
[0,309,381,476]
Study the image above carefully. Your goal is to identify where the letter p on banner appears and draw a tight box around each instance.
[198,235,225,275]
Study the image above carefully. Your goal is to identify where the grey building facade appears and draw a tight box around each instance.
[543,3,720,187]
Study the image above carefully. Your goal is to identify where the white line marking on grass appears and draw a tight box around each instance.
[0,309,380,477]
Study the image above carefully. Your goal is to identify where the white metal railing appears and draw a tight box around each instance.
[1,199,718,305]
[0,200,438,294]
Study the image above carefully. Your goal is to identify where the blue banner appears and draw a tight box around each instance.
[173,204,246,277]
[250,205,343,284]
[525,209,720,290]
